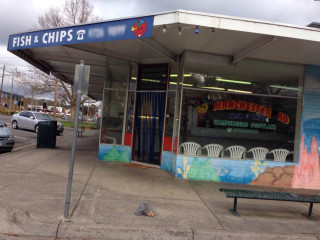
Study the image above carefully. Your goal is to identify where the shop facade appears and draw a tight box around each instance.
[8,10,320,189]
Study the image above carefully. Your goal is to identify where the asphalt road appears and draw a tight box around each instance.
[0,114,73,152]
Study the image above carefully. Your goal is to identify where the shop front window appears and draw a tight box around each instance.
[100,89,126,144]
[168,64,179,90]
[180,90,297,161]
[163,91,176,151]
[104,58,129,89]
[179,56,303,162]
[137,65,168,90]
[183,59,301,98]
[129,64,138,90]
[124,92,135,146]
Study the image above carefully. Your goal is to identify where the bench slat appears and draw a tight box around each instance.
[220,188,320,203]
[220,188,320,219]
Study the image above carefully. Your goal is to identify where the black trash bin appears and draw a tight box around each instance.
[37,121,57,148]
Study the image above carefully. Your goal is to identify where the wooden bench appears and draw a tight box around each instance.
[220,188,320,220]
[77,127,85,137]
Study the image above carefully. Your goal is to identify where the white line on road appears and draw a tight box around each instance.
[14,136,32,141]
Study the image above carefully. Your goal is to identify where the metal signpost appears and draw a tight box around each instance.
[74,64,90,95]
[64,60,89,219]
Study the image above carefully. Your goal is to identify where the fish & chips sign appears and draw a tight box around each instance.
[8,16,154,50]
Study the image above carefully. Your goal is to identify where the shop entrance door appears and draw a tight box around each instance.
[133,64,168,165]
[134,92,166,165]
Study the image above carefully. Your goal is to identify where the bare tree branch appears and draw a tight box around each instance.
[81,96,90,104]
[31,0,100,120]
[59,80,73,101]
[38,7,66,29]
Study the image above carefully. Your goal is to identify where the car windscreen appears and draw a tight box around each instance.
[34,113,53,121]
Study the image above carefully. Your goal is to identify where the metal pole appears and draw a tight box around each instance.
[308,202,313,219]
[86,101,89,123]
[64,60,84,219]
[53,78,58,120]
[9,73,14,112]
[0,64,5,104]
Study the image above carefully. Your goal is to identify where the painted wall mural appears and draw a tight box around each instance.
[290,65,320,189]
[250,165,295,188]
[177,157,190,179]
[251,160,267,177]
[292,136,320,189]
[98,145,131,163]
[174,155,295,184]
[160,151,175,172]
[252,65,320,190]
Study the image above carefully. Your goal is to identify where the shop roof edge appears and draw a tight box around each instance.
[7,9,320,38]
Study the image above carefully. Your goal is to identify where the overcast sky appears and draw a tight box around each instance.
[1,0,320,89]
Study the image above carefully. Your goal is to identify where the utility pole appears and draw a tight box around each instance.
[0,64,5,104]
[9,72,14,112]
[53,78,58,120]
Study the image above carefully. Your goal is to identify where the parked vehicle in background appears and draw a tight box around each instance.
[61,114,70,121]
[0,119,15,152]
[11,111,64,135]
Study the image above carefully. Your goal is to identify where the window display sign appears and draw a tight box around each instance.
[277,112,290,124]
[213,119,276,130]
[194,98,209,114]
[213,100,272,118]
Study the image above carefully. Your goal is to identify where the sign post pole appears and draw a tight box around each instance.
[64,60,84,219]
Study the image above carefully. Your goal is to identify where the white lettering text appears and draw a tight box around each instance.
[60,31,67,42]
[67,29,73,41]
[43,33,48,44]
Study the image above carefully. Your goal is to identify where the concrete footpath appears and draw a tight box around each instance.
[0,129,319,240]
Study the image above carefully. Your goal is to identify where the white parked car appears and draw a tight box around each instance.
[11,111,64,135]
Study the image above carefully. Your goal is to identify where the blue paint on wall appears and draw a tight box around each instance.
[161,151,175,172]
[98,145,131,163]
[175,155,296,184]
[301,65,320,153]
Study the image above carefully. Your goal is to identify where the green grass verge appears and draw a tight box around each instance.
[58,121,97,129]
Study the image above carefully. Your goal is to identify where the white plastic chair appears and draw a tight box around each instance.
[203,144,224,158]
[105,136,116,144]
[247,147,269,160]
[179,142,201,156]
[225,145,246,159]
[269,149,290,162]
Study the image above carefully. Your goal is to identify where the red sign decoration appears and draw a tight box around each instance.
[213,100,272,118]
[277,112,290,124]
[124,132,132,146]
[131,19,147,37]
[163,137,173,151]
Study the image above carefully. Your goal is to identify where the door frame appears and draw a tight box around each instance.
[131,64,170,165]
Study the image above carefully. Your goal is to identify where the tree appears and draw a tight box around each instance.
[82,103,99,119]
[31,0,101,120]
[17,67,52,104]
[17,66,94,118]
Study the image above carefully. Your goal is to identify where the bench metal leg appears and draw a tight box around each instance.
[230,197,240,216]
[307,202,313,220]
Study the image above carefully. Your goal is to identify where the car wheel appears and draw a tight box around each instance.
[12,121,18,129]
[35,125,38,133]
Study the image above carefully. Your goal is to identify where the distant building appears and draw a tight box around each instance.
[1,91,23,111]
